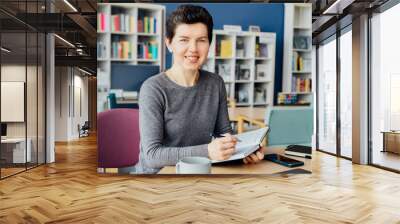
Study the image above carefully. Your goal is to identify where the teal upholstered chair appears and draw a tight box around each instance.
[108,93,119,109]
[265,107,313,148]
[108,93,138,109]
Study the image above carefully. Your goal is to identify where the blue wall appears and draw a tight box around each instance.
[161,3,285,104]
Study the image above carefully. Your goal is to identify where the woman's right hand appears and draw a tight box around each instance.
[207,134,237,161]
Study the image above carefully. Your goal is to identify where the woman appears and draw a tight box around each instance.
[136,4,265,174]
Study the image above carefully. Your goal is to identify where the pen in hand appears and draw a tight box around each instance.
[210,133,241,142]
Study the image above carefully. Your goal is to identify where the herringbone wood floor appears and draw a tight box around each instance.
[1,134,400,223]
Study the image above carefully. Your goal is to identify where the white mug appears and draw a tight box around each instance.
[175,157,211,174]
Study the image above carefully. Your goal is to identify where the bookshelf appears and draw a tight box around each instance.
[281,3,313,106]
[202,30,276,107]
[97,3,165,112]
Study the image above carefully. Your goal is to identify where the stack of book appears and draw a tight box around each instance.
[137,41,158,59]
[137,16,157,33]
[110,14,134,33]
[285,145,312,159]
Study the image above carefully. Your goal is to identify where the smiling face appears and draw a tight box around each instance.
[166,23,210,71]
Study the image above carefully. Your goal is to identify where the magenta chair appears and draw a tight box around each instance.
[97,109,140,172]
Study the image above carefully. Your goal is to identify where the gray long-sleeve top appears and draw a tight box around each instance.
[136,70,232,174]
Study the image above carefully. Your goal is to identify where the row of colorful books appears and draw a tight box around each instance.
[111,14,135,33]
[137,41,158,59]
[97,13,109,32]
[97,13,157,34]
[291,77,311,93]
[214,39,269,58]
[111,38,133,59]
[277,93,298,105]
[137,16,157,33]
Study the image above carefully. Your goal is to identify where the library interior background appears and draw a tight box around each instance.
[97,2,400,173]
[1,1,400,178]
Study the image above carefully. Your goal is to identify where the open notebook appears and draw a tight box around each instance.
[212,127,270,163]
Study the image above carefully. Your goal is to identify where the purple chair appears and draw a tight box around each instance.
[97,109,140,171]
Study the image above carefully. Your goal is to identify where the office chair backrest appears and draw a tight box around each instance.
[266,107,313,147]
[108,92,139,109]
[82,121,90,129]
[98,109,140,168]
[108,93,118,109]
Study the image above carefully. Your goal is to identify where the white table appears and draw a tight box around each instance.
[1,138,31,163]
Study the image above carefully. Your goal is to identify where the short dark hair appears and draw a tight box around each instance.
[166,5,213,44]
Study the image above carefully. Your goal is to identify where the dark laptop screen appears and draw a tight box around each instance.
[1,123,7,137]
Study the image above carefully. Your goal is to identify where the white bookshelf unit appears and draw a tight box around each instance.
[97,3,165,112]
[202,30,276,107]
[281,3,313,106]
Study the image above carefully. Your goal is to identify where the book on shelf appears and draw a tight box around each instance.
[255,64,268,80]
[236,64,251,80]
[256,43,268,57]
[111,14,134,33]
[292,77,311,93]
[217,63,231,81]
[217,39,232,57]
[97,13,109,32]
[137,16,157,33]
[285,145,312,159]
[111,36,132,59]
[138,20,143,33]
[130,16,134,33]
[292,52,311,72]
[254,86,267,103]
[137,41,158,59]
[236,38,245,57]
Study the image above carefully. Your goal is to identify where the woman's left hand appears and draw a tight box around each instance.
[243,146,266,164]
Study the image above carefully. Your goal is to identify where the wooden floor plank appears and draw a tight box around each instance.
[0,134,400,223]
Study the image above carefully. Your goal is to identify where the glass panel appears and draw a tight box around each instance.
[371,4,400,171]
[1,32,27,177]
[318,37,337,154]
[27,30,38,169]
[0,0,46,178]
[26,0,40,169]
[38,32,45,165]
[339,29,352,158]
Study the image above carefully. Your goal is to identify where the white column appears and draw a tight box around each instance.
[352,14,369,164]
[46,33,55,163]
